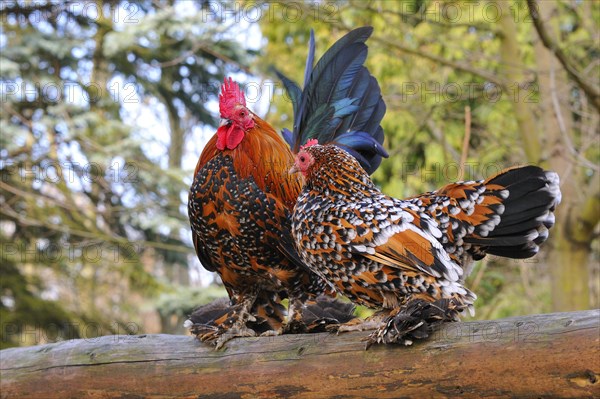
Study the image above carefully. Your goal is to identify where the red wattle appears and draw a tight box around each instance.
[216,125,228,150]
[216,124,245,150]
[226,125,245,149]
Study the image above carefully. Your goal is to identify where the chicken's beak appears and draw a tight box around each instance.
[289,164,299,175]
[219,118,230,127]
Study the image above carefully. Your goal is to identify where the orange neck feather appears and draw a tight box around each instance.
[195,115,302,210]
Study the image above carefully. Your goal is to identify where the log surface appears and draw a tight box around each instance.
[1,310,599,398]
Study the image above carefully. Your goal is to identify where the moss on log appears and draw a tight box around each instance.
[1,310,599,398]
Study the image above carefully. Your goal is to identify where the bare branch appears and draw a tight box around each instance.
[369,34,508,89]
[361,2,496,32]
[159,42,251,74]
[527,0,600,113]
[549,62,600,171]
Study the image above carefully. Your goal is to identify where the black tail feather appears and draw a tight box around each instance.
[467,166,561,259]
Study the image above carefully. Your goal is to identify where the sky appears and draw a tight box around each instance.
[0,1,289,287]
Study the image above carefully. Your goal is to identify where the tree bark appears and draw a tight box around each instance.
[497,0,541,163]
[533,0,594,311]
[1,310,599,398]
[527,0,600,113]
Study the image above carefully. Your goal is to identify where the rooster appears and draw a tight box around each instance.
[290,143,561,347]
[188,27,387,347]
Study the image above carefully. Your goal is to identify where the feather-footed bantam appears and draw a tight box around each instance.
[290,143,561,347]
[184,295,357,338]
[188,27,388,347]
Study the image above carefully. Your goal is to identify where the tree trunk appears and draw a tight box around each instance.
[497,0,541,162]
[165,92,185,169]
[1,310,598,398]
[533,0,594,311]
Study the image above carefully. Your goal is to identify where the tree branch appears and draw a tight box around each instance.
[362,3,496,32]
[159,41,251,74]
[549,61,600,171]
[527,0,600,113]
[1,311,598,398]
[289,3,509,89]
[368,34,508,89]
[571,184,600,245]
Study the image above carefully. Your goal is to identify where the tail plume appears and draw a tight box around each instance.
[274,27,388,174]
[467,166,561,258]
[412,165,561,264]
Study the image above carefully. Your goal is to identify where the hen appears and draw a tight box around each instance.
[188,27,387,346]
[290,143,561,347]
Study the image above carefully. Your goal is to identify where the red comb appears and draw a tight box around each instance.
[219,77,246,117]
[300,139,319,150]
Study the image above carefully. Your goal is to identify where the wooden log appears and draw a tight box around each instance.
[1,310,599,398]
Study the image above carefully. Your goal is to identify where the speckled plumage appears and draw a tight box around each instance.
[291,144,561,346]
[188,119,332,346]
[190,153,300,291]
[187,27,389,346]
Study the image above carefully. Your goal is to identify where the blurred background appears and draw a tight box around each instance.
[1,0,598,349]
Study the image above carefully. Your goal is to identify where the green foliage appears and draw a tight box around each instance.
[0,254,78,349]
[0,0,251,346]
[1,1,597,348]
[256,0,598,316]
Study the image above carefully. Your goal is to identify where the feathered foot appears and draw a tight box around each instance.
[283,296,359,334]
[327,310,388,333]
[365,298,461,349]
[248,291,287,336]
[211,325,257,350]
[186,294,259,349]
[282,298,307,334]
[186,295,357,344]
[184,297,229,335]
[302,297,357,333]
[193,311,258,350]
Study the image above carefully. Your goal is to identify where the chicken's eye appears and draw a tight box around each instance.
[239,111,246,117]
[299,155,306,163]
